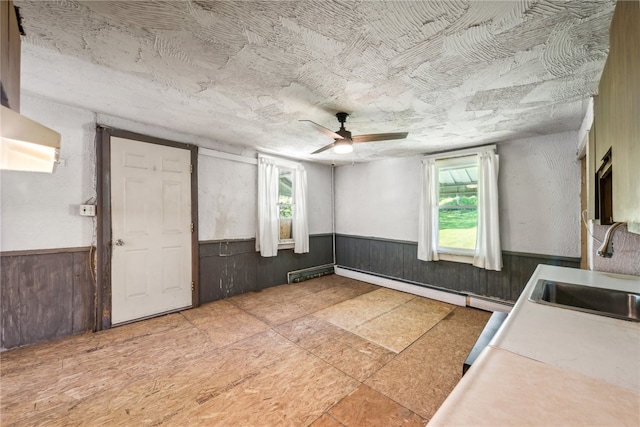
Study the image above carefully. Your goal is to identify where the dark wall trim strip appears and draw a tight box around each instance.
[199,233,334,246]
[0,246,92,257]
[501,250,581,263]
[335,233,418,246]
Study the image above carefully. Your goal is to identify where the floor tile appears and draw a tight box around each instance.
[309,413,345,427]
[314,288,414,330]
[365,307,491,419]
[0,312,192,378]
[181,300,270,347]
[1,320,216,423]
[276,316,396,381]
[329,385,427,427]
[175,344,360,426]
[228,280,375,326]
[354,301,455,352]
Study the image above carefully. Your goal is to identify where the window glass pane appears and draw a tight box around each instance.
[437,156,478,250]
[278,170,293,221]
[438,207,477,250]
[279,170,293,204]
[278,169,293,241]
[279,204,292,219]
[279,217,292,240]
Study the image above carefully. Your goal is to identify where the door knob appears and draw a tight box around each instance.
[115,239,125,246]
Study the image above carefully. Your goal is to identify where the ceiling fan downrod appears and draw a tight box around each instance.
[335,112,349,128]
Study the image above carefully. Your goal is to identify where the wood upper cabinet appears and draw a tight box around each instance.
[1,0,21,111]
[591,0,640,229]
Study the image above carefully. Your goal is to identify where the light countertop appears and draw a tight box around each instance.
[428,265,640,426]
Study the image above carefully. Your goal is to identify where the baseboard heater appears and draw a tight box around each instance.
[334,266,513,313]
[287,263,335,284]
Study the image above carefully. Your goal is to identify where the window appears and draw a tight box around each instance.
[437,156,478,253]
[278,168,294,241]
[418,147,501,271]
[256,155,309,257]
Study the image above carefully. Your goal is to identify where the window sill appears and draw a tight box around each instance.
[438,252,474,264]
[279,241,295,250]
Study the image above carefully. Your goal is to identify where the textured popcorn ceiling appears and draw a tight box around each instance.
[15,0,615,163]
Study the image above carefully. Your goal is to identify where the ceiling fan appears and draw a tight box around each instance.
[301,112,408,154]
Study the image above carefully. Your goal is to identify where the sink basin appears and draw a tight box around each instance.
[529,280,640,322]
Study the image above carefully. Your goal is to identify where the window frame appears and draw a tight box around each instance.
[435,155,479,260]
[277,166,295,248]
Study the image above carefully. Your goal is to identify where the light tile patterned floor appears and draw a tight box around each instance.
[0,274,490,426]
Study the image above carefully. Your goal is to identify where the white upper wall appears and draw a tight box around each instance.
[335,157,421,242]
[334,131,581,257]
[197,155,333,241]
[198,155,257,241]
[1,95,97,251]
[1,94,333,251]
[499,132,581,257]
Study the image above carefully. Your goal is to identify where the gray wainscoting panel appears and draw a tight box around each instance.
[0,249,94,350]
[369,240,404,278]
[336,235,580,302]
[199,234,334,304]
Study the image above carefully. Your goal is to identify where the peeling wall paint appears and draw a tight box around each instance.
[13,0,616,162]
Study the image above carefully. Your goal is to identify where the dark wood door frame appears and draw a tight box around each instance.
[95,126,199,331]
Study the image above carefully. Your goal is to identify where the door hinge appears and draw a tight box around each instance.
[191,223,194,233]
[191,281,195,291]
[190,164,193,173]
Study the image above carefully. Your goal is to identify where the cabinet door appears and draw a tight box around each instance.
[593,1,640,226]
[0,0,21,111]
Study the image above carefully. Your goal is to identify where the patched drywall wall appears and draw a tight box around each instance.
[0,95,334,251]
[14,1,615,162]
[334,132,581,257]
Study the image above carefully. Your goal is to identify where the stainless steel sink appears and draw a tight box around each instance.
[529,280,640,322]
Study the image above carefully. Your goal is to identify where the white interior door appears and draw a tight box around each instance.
[110,137,193,325]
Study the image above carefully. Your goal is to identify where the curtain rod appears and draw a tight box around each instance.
[422,142,497,160]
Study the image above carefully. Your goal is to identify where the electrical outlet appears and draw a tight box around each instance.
[80,204,96,217]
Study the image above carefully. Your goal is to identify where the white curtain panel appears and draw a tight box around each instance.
[417,158,440,261]
[473,149,502,271]
[256,156,279,257]
[293,166,310,253]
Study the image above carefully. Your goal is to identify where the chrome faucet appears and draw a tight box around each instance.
[596,222,627,258]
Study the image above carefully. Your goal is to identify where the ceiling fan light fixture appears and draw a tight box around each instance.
[303,112,408,155]
[333,140,353,154]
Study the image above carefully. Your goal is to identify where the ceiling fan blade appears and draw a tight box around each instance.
[352,132,409,143]
[311,142,336,154]
[300,120,343,140]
